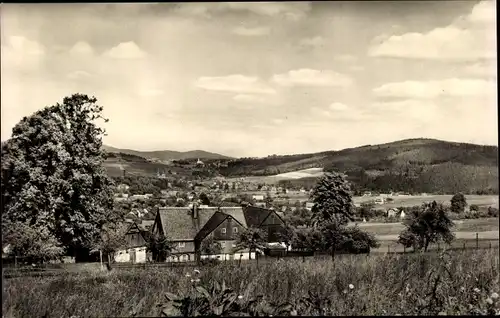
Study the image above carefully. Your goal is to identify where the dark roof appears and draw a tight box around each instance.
[155,207,218,240]
[242,205,272,227]
[195,211,228,241]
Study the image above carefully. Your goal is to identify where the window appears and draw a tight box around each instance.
[221,228,227,234]
[233,227,238,234]
[178,242,185,248]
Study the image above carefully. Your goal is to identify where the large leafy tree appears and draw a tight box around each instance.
[1,94,117,259]
[398,201,455,252]
[233,227,268,260]
[310,171,354,226]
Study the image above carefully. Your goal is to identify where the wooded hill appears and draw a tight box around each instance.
[103,138,499,194]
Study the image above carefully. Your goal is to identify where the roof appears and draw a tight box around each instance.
[219,207,247,227]
[242,205,273,228]
[155,207,218,240]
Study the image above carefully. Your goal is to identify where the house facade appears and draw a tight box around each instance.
[115,222,149,263]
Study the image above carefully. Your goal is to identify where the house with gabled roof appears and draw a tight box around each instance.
[151,203,286,262]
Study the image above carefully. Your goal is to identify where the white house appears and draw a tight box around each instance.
[305,202,315,211]
[387,208,399,218]
[253,195,265,201]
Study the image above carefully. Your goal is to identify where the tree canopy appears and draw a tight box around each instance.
[1,94,118,259]
[450,193,467,214]
[310,171,354,226]
[398,201,455,252]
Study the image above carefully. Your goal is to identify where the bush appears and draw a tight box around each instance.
[488,207,499,217]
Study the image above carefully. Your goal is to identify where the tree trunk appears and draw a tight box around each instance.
[249,250,251,260]
[424,239,430,252]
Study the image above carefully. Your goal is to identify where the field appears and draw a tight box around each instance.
[3,249,499,316]
[353,194,499,209]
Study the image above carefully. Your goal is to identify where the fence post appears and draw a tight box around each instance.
[476,232,479,249]
[490,242,492,250]
[404,246,406,253]
[387,245,390,254]
[463,242,466,250]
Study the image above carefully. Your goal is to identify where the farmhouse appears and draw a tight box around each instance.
[114,222,150,263]
[150,204,286,262]
[305,202,315,211]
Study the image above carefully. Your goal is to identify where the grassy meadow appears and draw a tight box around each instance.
[3,249,500,317]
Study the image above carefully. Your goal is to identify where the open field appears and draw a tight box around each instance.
[3,249,499,316]
[354,194,499,209]
[352,218,500,236]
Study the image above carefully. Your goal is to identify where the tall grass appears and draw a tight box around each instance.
[3,249,499,317]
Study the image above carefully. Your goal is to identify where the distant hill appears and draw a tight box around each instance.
[101,138,498,194]
[219,138,499,194]
[103,145,232,161]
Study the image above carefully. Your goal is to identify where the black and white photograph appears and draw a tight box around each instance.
[1,1,498,316]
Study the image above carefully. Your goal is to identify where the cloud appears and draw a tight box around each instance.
[311,103,371,122]
[298,36,326,48]
[194,75,276,95]
[372,78,496,99]
[271,69,353,87]
[232,26,270,36]
[371,100,440,123]
[272,118,285,125]
[368,1,495,61]
[463,61,497,78]
[174,2,311,20]
[69,41,94,56]
[1,36,45,70]
[67,70,92,80]
[103,41,147,59]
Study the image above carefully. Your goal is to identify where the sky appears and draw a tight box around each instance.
[1,1,497,157]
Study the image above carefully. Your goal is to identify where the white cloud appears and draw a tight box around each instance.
[194,75,276,95]
[69,41,94,56]
[368,1,496,61]
[272,69,353,87]
[464,61,497,78]
[349,65,364,72]
[1,36,45,70]
[103,41,147,59]
[373,78,496,99]
[311,104,371,122]
[272,118,285,125]
[175,2,311,20]
[467,0,495,24]
[299,36,326,47]
[221,2,311,20]
[232,26,271,36]
[67,70,92,80]
[371,100,441,123]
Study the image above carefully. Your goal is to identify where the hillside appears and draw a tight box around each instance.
[102,138,498,194]
[219,138,499,194]
[103,145,232,161]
